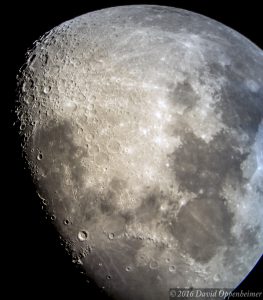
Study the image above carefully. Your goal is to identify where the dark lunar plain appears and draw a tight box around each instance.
[5,0,263,299]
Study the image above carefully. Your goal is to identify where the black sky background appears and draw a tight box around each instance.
[5,1,263,299]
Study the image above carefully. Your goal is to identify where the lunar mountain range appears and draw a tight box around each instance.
[16,5,263,300]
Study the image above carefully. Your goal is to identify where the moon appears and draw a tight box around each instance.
[16,5,263,300]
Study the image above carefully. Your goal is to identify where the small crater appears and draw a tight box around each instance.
[125,266,132,272]
[20,123,26,130]
[63,219,69,225]
[108,233,115,240]
[37,153,43,160]
[169,265,176,273]
[43,86,51,94]
[78,230,89,241]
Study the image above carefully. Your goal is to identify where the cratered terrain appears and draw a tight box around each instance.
[16,5,263,300]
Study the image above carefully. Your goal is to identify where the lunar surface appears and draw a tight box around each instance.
[16,5,263,300]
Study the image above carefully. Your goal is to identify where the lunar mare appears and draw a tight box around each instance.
[16,5,263,300]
